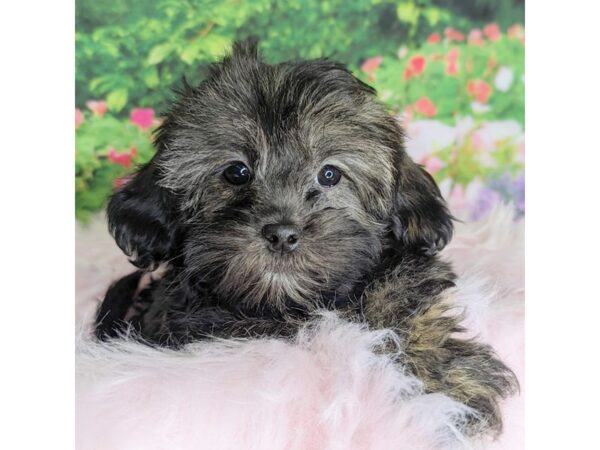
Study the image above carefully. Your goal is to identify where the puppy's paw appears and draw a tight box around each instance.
[435,341,519,436]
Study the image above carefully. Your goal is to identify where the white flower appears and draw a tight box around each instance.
[404,120,455,162]
[397,46,409,59]
[476,120,522,152]
[494,66,514,92]
[437,178,452,200]
[380,90,393,101]
[471,102,492,114]
[465,177,484,202]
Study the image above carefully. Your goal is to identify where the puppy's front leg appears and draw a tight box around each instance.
[404,301,518,435]
[363,289,518,436]
[95,270,145,340]
[153,302,301,346]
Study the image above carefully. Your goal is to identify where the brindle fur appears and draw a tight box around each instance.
[96,40,517,437]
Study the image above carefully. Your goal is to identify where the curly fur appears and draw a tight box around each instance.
[95,40,517,437]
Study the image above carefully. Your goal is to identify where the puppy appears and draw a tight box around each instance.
[96,40,517,436]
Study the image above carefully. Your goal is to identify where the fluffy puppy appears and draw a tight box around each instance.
[96,40,517,437]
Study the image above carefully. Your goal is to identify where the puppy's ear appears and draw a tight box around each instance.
[107,158,179,269]
[391,154,454,255]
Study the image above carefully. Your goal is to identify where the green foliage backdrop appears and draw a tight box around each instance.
[76,0,524,221]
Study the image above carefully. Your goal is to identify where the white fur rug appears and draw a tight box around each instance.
[75,205,524,450]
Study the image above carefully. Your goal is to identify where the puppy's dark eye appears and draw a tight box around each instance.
[223,162,251,185]
[317,165,342,187]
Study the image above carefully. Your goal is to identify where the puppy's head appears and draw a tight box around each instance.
[108,40,453,309]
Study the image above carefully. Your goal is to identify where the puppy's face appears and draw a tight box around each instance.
[108,41,453,310]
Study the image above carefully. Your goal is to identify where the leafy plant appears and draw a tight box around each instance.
[75,2,525,220]
[356,23,524,124]
[76,0,524,115]
[75,103,157,221]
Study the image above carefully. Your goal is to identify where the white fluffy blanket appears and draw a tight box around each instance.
[75,205,524,449]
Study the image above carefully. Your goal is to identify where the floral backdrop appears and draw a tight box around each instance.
[76,0,524,222]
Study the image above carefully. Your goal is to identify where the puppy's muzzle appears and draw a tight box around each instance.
[262,223,300,254]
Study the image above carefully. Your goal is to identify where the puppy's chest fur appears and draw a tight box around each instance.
[131,250,456,347]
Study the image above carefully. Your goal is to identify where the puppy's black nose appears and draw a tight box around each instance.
[262,223,300,253]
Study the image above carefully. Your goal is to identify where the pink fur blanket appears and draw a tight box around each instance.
[75,205,524,449]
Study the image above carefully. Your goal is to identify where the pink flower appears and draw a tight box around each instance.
[445,48,460,76]
[468,29,484,46]
[413,96,437,117]
[86,100,107,117]
[75,108,85,129]
[446,60,459,76]
[404,55,426,80]
[130,108,155,130]
[427,32,441,44]
[444,27,465,42]
[471,131,485,150]
[508,24,524,40]
[446,48,459,63]
[467,80,493,103]
[449,184,467,211]
[107,147,136,168]
[113,175,132,190]
[483,23,501,42]
[360,56,383,74]
[424,156,445,175]
[410,55,426,74]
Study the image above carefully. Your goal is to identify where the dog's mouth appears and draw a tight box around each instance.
[261,249,305,273]
[185,211,382,309]
[263,246,301,260]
